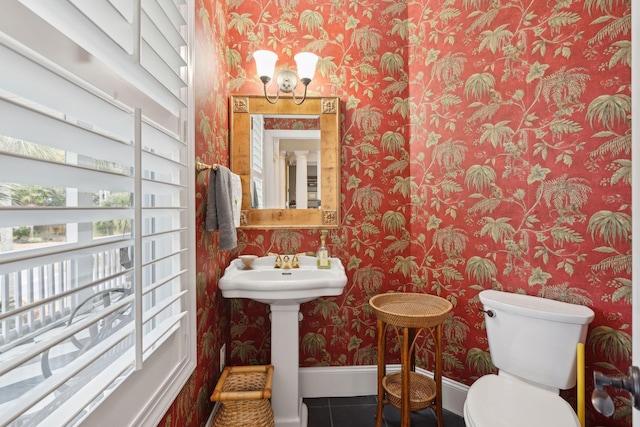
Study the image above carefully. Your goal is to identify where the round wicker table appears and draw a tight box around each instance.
[370,293,452,427]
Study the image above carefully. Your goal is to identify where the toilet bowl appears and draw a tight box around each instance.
[464,374,581,427]
[463,290,594,427]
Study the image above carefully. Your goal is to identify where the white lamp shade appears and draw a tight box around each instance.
[253,50,278,79]
[294,52,318,81]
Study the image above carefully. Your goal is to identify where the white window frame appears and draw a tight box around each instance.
[0,1,196,425]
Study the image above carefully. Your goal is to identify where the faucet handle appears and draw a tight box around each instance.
[267,252,283,268]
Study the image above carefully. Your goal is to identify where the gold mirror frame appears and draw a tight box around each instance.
[230,95,340,229]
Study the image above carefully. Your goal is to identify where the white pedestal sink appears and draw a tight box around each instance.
[219,255,347,427]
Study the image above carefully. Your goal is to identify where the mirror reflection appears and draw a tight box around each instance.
[230,95,340,229]
[249,114,321,210]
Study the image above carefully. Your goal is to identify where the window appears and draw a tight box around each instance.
[250,114,264,208]
[0,1,195,425]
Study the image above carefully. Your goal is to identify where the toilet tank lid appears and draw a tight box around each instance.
[479,290,595,324]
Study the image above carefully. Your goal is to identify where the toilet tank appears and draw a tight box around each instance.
[479,290,595,390]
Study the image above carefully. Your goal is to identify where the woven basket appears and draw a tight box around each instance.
[211,365,275,427]
[369,293,452,328]
[383,371,436,411]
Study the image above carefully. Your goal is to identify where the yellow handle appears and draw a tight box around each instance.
[577,342,585,427]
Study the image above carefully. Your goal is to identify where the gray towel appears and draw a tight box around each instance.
[205,165,237,251]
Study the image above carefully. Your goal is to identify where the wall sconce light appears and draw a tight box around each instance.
[253,50,319,105]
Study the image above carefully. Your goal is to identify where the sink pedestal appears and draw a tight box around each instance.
[270,304,307,427]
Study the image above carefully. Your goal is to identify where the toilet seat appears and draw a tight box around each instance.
[464,374,581,427]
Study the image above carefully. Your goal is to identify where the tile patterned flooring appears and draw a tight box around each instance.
[305,396,466,427]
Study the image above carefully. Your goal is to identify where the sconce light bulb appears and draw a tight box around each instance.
[294,52,318,81]
[253,50,278,80]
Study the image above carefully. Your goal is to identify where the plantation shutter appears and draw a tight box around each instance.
[0,1,195,426]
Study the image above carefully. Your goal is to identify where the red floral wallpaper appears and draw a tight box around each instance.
[161,1,632,426]
[158,0,231,425]
[263,117,320,130]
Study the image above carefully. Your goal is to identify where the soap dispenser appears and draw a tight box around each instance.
[317,230,331,269]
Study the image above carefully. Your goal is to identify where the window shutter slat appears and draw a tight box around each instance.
[142,120,185,160]
[142,310,186,356]
[0,44,135,138]
[143,269,185,295]
[141,40,187,94]
[141,11,186,68]
[69,0,134,55]
[143,157,185,186]
[0,98,133,165]
[0,207,132,228]
[0,154,133,194]
[156,0,186,27]
[143,290,185,324]
[108,0,135,23]
[143,0,187,50]
[0,237,131,272]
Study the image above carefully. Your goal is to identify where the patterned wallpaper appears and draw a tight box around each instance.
[263,117,320,130]
[161,1,632,426]
[159,0,231,425]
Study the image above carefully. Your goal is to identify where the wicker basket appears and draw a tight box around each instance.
[383,371,436,411]
[210,365,275,427]
[369,293,452,328]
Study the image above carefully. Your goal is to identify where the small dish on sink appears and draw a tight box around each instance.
[238,254,258,270]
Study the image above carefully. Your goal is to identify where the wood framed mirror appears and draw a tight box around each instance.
[230,95,340,229]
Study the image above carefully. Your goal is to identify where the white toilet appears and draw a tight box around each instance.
[464,289,595,427]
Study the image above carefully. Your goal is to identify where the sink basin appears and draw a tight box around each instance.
[219,255,347,305]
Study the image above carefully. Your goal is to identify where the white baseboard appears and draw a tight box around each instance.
[300,365,469,417]
[206,365,469,426]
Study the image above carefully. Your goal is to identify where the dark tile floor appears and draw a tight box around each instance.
[305,395,466,427]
